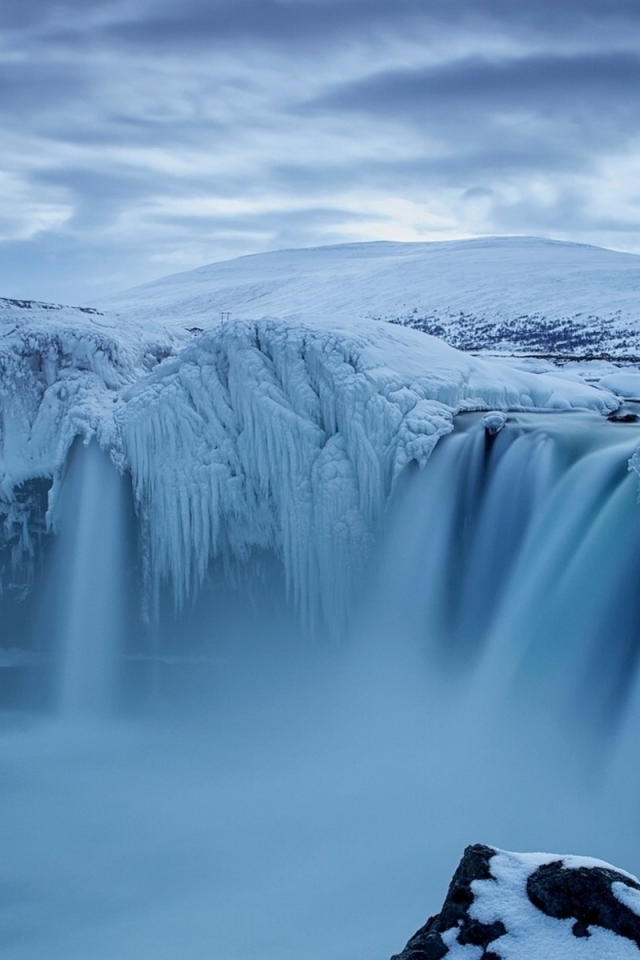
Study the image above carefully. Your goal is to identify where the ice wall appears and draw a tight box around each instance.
[119,318,618,633]
[0,308,622,640]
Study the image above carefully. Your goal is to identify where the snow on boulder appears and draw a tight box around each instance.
[392,844,640,959]
[480,412,508,435]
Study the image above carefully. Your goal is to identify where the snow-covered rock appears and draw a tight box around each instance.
[97,237,640,359]
[0,296,178,586]
[392,844,640,960]
[480,412,508,435]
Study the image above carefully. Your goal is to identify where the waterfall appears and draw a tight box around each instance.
[47,441,130,717]
[4,413,640,960]
[370,413,640,730]
[7,412,640,725]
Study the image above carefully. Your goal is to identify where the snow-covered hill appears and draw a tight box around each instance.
[98,237,640,358]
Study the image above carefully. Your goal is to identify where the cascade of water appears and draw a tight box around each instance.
[374,415,640,727]
[47,441,130,716]
[486,437,640,728]
[11,411,640,725]
[368,422,556,666]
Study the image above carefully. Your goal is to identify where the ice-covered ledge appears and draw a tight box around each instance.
[0,305,622,632]
[392,844,640,959]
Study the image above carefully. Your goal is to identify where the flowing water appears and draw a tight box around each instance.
[47,441,130,717]
[2,418,640,960]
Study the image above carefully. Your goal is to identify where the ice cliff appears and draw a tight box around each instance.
[0,293,621,631]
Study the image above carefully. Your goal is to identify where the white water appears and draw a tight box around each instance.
[2,416,640,959]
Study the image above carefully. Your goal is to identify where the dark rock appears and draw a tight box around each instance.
[527,860,640,948]
[390,845,506,960]
[608,412,639,422]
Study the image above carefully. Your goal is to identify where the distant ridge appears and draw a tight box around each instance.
[96,237,640,358]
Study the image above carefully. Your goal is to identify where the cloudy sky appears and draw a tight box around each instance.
[2,0,640,303]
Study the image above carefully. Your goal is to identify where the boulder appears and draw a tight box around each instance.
[392,844,640,959]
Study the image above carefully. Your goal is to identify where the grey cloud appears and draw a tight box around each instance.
[3,0,640,303]
[93,0,640,54]
[32,112,228,151]
[313,52,640,124]
[30,168,159,231]
[0,61,88,115]
[11,0,640,57]
[0,0,114,30]
[270,132,599,197]
[151,204,376,235]
[304,51,640,183]
[488,192,639,238]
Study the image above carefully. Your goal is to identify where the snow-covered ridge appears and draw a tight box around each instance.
[97,237,640,358]
[0,288,620,629]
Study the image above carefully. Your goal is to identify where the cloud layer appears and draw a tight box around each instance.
[2,0,640,301]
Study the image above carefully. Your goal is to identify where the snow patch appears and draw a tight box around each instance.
[465,850,640,960]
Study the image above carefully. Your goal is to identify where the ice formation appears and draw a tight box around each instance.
[0,296,175,595]
[0,289,622,634]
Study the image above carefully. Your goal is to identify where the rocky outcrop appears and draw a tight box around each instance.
[392,844,640,959]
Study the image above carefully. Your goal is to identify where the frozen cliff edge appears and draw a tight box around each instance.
[0,301,620,631]
[393,844,640,959]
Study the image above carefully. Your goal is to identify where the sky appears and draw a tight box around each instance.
[2,0,640,303]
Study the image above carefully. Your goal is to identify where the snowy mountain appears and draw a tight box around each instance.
[98,237,640,359]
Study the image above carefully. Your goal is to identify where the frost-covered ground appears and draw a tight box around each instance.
[98,237,640,358]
